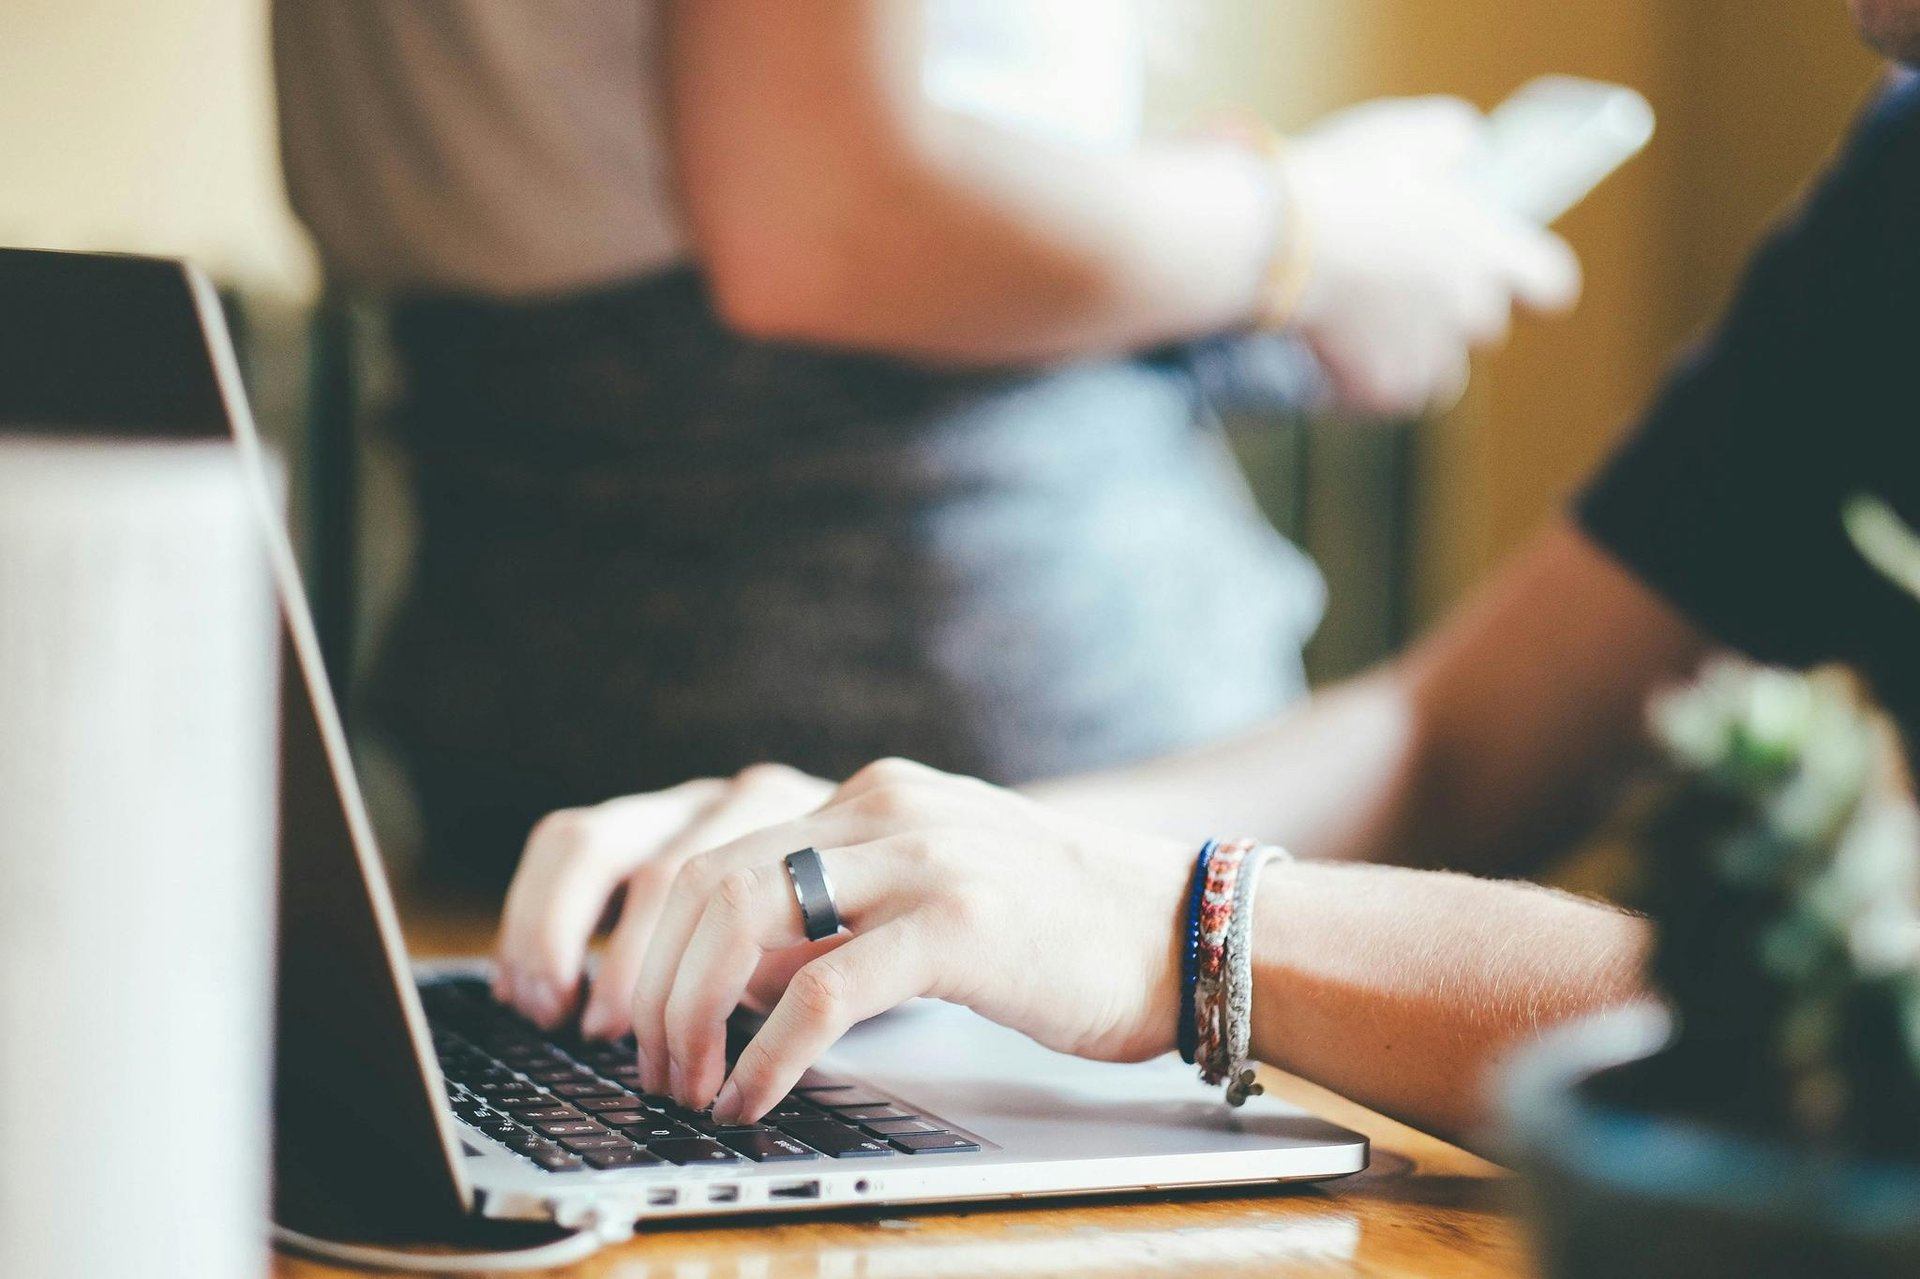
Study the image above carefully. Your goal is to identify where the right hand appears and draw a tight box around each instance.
[1285,95,1583,417]
[492,763,834,1038]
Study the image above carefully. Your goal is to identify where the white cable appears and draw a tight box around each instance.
[270,1221,608,1273]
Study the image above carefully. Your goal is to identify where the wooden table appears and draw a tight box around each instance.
[276,903,1534,1279]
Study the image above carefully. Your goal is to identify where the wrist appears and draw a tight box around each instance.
[1203,113,1317,331]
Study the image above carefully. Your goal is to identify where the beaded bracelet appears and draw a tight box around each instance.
[1177,839,1219,1066]
[1194,838,1255,1081]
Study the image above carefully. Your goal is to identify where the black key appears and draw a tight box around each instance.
[808,1093,888,1109]
[532,1119,606,1138]
[495,1045,549,1065]
[530,1148,584,1172]
[767,1107,816,1124]
[511,1104,585,1122]
[473,1082,544,1102]
[455,1065,517,1086]
[576,1094,645,1113]
[648,1138,743,1166]
[889,1132,981,1154]
[723,1130,818,1163]
[471,1119,523,1140]
[832,1104,914,1123]
[584,1147,664,1170]
[602,1065,646,1087]
[781,1121,895,1159]
[553,1082,626,1100]
[499,1131,550,1155]
[497,1096,569,1117]
[796,1084,855,1097]
[451,1100,493,1121]
[523,1067,587,1084]
[862,1117,945,1137]
[620,1119,701,1143]
[594,1110,651,1127]
[559,1133,635,1154]
[768,1093,821,1116]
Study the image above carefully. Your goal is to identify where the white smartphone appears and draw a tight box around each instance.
[1471,75,1657,226]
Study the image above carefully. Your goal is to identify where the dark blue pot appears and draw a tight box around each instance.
[1499,1008,1920,1279]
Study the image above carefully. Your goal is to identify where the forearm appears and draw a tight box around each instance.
[710,119,1280,365]
[1251,860,1648,1145]
[1025,672,1421,861]
[669,0,1278,365]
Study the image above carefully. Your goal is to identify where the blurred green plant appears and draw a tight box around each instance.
[1633,494,1920,1158]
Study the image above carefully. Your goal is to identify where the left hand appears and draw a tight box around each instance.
[621,757,1194,1125]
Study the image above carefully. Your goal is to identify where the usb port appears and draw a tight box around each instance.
[768,1180,821,1200]
[707,1184,740,1203]
[646,1188,678,1207]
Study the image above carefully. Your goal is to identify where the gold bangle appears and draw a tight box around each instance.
[1257,147,1315,331]
[1248,136,1315,330]
[1206,112,1316,331]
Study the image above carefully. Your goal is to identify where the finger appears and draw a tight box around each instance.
[494,781,720,1027]
[743,935,846,1013]
[826,756,950,806]
[627,809,886,1093]
[580,765,831,1037]
[1499,226,1582,314]
[1374,94,1483,168]
[578,862,676,1040]
[661,838,933,1108]
[1426,344,1474,416]
[661,859,798,1108]
[712,923,937,1125]
[1456,280,1513,348]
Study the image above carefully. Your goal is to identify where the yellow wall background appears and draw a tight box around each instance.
[0,0,1886,629]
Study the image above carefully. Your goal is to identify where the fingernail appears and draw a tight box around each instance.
[523,978,559,1027]
[712,1079,741,1125]
[581,1004,613,1041]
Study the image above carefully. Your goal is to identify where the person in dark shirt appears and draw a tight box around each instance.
[479,5,1920,1144]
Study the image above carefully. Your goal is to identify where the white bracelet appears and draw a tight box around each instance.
[1223,845,1290,1107]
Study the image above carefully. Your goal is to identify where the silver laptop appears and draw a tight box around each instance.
[0,247,1365,1249]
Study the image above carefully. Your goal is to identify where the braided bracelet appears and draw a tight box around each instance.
[1224,847,1290,1106]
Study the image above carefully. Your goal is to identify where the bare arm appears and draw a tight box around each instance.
[663,0,1577,391]
[1252,860,1647,1143]
[665,0,1275,364]
[1031,520,1712,875]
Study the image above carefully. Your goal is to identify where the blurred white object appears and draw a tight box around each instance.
[1473,75,1657,226]
[0,438,277,1279]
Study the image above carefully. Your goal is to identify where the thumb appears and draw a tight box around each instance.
[1495,224,1583,315]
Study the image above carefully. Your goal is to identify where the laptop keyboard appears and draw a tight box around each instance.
[419,977,983,1174]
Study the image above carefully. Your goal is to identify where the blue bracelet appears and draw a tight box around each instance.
[1177,839,1219,1065]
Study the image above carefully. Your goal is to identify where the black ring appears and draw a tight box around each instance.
[783,847,843,942]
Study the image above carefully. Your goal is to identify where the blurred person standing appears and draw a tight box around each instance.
[274,0,1579,891]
